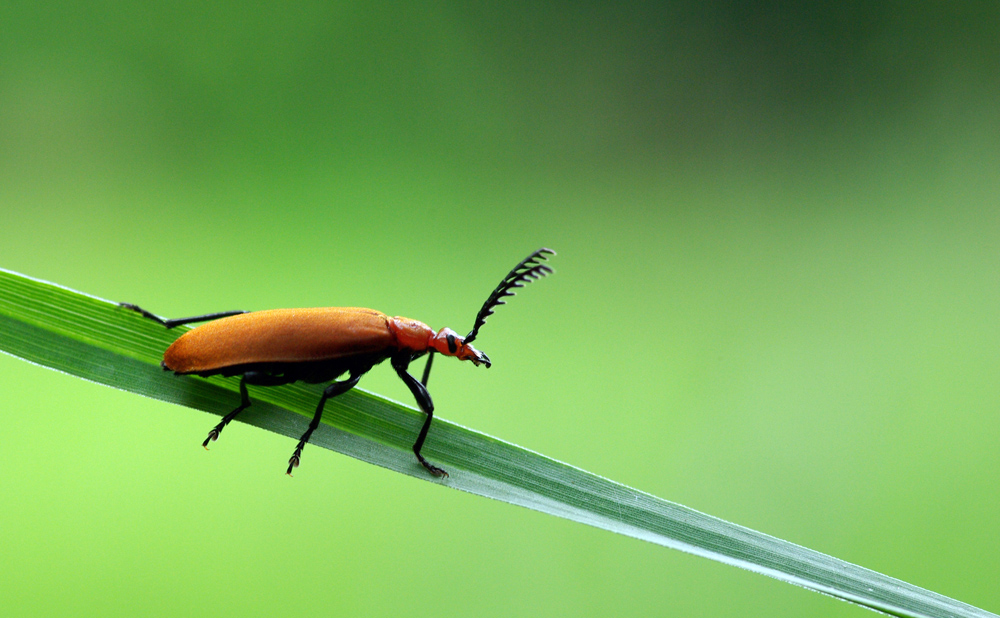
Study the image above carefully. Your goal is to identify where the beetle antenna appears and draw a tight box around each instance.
[465,248,554,345]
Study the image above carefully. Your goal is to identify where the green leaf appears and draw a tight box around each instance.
[0,267,993,618]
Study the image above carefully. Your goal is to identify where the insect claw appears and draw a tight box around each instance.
[202,429,220,448]
[286,454,300,476]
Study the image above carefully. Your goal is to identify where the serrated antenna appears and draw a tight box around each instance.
[464,248,555,345]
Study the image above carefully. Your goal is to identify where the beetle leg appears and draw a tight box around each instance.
[286,371,363,476]
[392,353,448,478]
[420,350,435,386]
[120,303,248,329]
[203,371,290,448]
[203,375,251,448]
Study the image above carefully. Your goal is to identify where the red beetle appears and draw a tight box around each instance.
[123,248,554,477]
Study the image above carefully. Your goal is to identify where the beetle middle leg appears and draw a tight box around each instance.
[286,371,363,475]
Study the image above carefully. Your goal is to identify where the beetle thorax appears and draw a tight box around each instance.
[387,316,435,352]
[386,317,490,366]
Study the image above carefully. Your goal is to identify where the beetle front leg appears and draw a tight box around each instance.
[420,350,435,386]
[392,353,448,478]
[286,371,363,476]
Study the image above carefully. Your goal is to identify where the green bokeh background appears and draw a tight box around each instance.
[2,3,998,617]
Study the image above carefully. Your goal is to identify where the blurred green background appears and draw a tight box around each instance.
[2,3,998,617]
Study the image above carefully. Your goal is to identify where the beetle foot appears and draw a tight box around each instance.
[286,452,302,476]
[424,462,449,478]
[202,428,221,449]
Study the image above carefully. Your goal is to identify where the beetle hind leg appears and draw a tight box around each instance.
[203,372,289,448]
[120,303,249,329]
[203,376,251,448]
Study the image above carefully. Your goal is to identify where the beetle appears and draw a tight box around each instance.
[121,248,554,477]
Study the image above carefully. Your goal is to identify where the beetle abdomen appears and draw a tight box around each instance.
[163,307,396,374]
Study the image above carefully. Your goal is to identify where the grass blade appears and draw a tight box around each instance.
[0,267,993,618]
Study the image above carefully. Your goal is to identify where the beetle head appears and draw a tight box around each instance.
[431,328,491,367]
